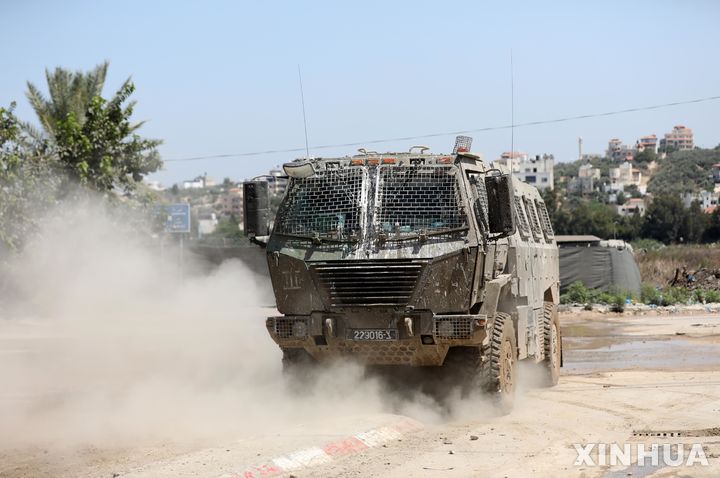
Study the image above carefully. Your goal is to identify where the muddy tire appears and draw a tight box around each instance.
[540,302,561,387]
[480,312,517,413]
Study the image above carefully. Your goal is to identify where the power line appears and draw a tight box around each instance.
[164,95,720,162]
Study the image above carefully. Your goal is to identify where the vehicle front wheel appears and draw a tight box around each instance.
[480,312,517,413]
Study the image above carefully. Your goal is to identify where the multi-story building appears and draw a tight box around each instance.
[681,190,719,211]
[607,138,623,161]
[659,125,694,151]
[636,134,658,154]
[267,167,289,197]
[196,207,218,238]
[496,152,554,190]
[616,198,647,217]
[608,162,643,193]
[567,163,601,194]
[578,164,601,180]
[182,173,215,190]
[219,186,244,218]
[182,177,205,189]
[713,163,720,183]
[607,139,635,161]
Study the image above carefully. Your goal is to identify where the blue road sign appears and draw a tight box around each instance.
[163,204,191,233]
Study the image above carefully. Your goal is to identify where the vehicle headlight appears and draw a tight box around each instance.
[292,320,308,337]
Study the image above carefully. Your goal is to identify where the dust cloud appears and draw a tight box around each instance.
[0,200,483,451]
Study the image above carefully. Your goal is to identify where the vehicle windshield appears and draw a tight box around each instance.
[275,168,363,239]
[375,165,466,236]
[274,164,467,242]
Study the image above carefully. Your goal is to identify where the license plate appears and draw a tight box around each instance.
[348,329,398,341]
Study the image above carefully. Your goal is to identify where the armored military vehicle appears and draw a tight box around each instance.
[244,136,561,409]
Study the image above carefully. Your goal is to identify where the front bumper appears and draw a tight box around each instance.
[266,311,487,366]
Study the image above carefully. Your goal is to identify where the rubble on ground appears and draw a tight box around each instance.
[669,267,720,291]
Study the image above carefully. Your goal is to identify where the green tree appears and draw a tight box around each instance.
[641,195,686,244]
[647,148,720,195]
[211,216,244,242]
[625,184,642,198]
[25,62,112,140]
[633,149,657,165]
[565,200,618,238]
[617,211,643,241]
[684,200,708,243]
[0,103,58,251]
[53,80,161,193]
[616,191,627,205]
[704,208,720,242]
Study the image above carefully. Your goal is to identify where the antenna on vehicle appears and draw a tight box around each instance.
[510,49,515,159]
[298,64,310,159]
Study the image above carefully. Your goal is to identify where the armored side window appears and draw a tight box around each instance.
[523,197,544,242]
[535,200,555,240]
[513,196,530,238]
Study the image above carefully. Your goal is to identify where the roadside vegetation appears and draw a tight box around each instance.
[1,62,161,255]
[560,280,720,311]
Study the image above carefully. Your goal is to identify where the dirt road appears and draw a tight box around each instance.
[2,312,719,478]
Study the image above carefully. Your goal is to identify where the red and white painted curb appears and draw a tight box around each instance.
[220,417,423,478]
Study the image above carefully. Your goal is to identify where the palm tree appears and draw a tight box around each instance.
[25,61,120,139]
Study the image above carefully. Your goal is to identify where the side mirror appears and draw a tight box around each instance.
[243,181,270,237]
[484,174,516,238]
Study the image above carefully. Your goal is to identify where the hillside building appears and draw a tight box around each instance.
[616,198,647,217]
[681,190,719,212]
[659,125,694,151]
[496,152,554,190]
[608,162,644,193]
[636,135,658,153]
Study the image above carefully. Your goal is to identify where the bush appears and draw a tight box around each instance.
[564,281,719,307]
[641,283,663,305]
[561,281,590,304]
[609,294,625,313]
[632,239,664,251]
[561,281,631,308]
[692,288,720,304]
[705,290,720,303]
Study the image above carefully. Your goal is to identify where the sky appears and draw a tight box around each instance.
[2,0,719,187]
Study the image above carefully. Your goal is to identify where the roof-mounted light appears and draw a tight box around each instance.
[283,161,315,179]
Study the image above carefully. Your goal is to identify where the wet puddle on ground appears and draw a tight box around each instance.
[563,336,720,373]
[560,316,720,373]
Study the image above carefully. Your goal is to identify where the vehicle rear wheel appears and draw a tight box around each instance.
[480,312,516,413]
[540,302,561,387]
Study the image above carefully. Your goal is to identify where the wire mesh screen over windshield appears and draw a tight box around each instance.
[376,166,466,235]
[275,168,363,237]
